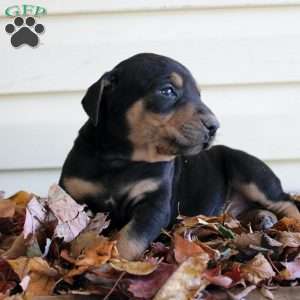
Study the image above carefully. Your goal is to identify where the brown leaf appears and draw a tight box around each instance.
[70,231,99,258]
[224,263,242,284]
[8,257,57,279]
[8,257,58,298]
[7,191,32,209]
[128,263,176,299]
[202,267,232,288]
[272,217,300,232]
[153,253,209,300]
[2,234,28,259]
[233,232,263,250]
[83,212,110,235]
[260,286,274,300]
[110,258,158,275]
[23,197,48,239]
[0,257,20,294]
[0,200,16,218]
[279,260,300,280]
[180,215,209,227]
[227,285,256,300]
[66,236,118,278]
[174,234,205,263]
[276,231,300,247]
[48,184,90,242]
[241,253,275,284]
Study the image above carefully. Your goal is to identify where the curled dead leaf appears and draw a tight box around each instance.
[202,267,233,288]
[279,260,300,280]
[153,253,209,300]
[276,231,300,247]
[66,236,118,278]
[23,197,48,239]
[48,184,90,243]
[6,191,32,209]
[233,232,263,250]
[0,200,16,218]
[127,263,176,299]
[272,217,300,232]
[174,233,205,263]
[110,258,158,275]
[7,257,58,298]
[241,253,275,284]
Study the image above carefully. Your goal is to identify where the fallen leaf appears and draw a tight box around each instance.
[8,257,58,298]
[180,215,209,227]
[128,263,176,299]
[218,224,235,239]
[241,253,275,284]
[110,258,159,275]
[224,263,242,284]
[8,257,57,279]
[6,191,32,209]
[233,232,262,250]
[83,212,110,235]
[23,197,48,239]
[174,233,205,263]
[2,234,28,259]
[279,260,300,280]
[227,285,256,300]
[48,184,90,242]
[0,258,20,294]
[70,231,100,258]
[66,236,118,278]
[272,217,300,232]
[153,253,209,300]
[202,267,232,288]
[0,200,16,218]
[276,231,300,247]
[260,286,274,299]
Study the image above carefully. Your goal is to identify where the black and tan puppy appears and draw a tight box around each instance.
[59,53,299,259]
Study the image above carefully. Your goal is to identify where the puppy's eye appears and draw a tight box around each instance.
[159,86,177,98]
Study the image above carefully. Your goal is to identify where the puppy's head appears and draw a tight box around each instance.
[82,53,220,162]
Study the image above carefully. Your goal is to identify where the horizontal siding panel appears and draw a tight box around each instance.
[0,83,299,170]
[1,6,300,94]
[1,0,300,16]
[0,160,299,197]
[0,168,60,197]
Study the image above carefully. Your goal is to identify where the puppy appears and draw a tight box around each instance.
[59,53,299,260]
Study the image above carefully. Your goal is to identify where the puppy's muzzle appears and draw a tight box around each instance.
[201,113,220,149]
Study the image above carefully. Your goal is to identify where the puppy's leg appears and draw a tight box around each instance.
[217,145,300,220]
[117,188,171,260]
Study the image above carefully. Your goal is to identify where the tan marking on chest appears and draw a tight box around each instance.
[63,177,106,201]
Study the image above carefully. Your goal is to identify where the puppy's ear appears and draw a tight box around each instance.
[81,72,111,126]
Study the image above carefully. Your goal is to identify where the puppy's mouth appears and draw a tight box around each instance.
[156,132,216,156]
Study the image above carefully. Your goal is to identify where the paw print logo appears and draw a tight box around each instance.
[5,16,45,48]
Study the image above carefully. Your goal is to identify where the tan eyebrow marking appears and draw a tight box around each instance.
[170,72,183,88]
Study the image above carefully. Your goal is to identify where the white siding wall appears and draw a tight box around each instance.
[0,0,299,196]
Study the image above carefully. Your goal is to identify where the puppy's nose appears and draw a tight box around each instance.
[203,115,220,137]
[207,123,219,137]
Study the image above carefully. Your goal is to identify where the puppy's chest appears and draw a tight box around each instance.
[63,176,160,213]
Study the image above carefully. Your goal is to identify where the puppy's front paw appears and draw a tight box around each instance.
[239,209,278,230]
[116,223,147,260]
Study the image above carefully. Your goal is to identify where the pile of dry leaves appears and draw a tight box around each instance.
[1,184,300,300]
